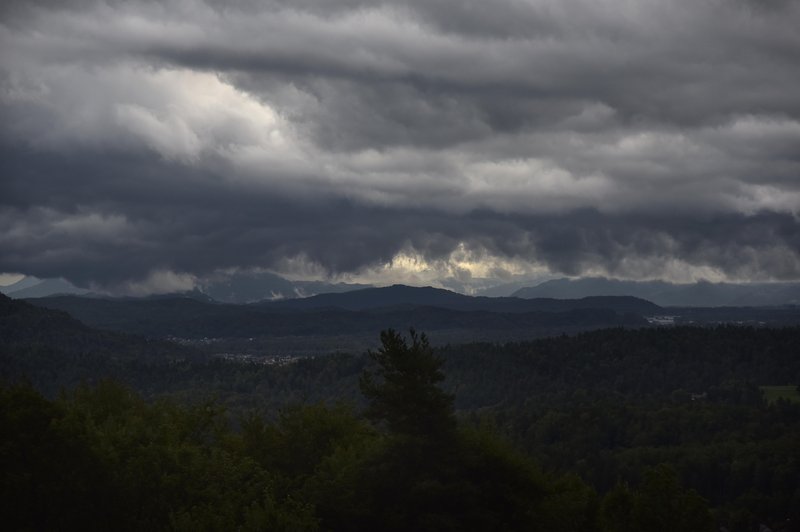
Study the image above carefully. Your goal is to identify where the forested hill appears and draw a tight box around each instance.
[0,293,202,395]
[23,289,653,342]
[0,293,197,358]
[1,291,89,343]
[259,284,661,313]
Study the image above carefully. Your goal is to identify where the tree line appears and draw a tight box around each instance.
[2,329,721,531]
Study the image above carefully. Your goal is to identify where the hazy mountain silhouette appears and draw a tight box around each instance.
[0,276,41,294]
[22,285,800,347]
[1,277,89,298]
[1,273,369,303]
[198,272,370,303]
[513,277,800,307]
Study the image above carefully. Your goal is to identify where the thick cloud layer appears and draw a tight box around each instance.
[1,0,799,291]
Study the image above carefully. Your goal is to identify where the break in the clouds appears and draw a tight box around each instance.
[1,0,799,292]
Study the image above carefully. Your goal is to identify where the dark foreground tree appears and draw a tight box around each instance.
[360,328,456,441]
[349,329,578,531]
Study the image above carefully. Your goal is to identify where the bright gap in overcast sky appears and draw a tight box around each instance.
[1,0,799,294]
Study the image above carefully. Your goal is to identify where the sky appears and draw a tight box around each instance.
[1,0,799,294]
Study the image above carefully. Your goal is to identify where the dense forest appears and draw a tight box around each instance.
[2,293,799,530]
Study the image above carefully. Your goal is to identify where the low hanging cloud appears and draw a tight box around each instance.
[1,0,799,291]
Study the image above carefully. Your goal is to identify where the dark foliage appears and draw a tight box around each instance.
[2,293,797,530]
[360,329,456,439]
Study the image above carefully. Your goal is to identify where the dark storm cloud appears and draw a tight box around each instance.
[1,0,799,290]
[3,145,798,288]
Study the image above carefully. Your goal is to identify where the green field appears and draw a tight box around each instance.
[761,385,800,404]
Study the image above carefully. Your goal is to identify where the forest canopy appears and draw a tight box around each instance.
[1,295,798,531]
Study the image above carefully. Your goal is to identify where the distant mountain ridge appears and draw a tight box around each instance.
[2,273,370,303]
[21,285,800,350]
[260,284,662,313]
[198,271,371,303]
[513,278,800,307]
[0,277,89,298]
[8,274,800,308]
[23,294,648,340]
[23,285,659,342]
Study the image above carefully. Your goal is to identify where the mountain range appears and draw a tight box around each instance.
[5,273,800,307]
[197,271,370,303]
[0,272,370,303]
[22,285,658,345]
[513,278,800,307]
[260,284,661,313]
[12,282,800,354]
